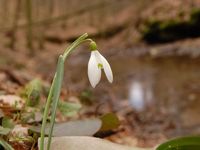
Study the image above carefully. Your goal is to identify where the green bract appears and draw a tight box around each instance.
[89,41,97,51]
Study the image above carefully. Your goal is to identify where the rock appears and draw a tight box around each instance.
[38,136,152,150]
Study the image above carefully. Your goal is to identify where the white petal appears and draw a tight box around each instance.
[88,52,101,88]
[92,50,102,64]
[96,51,113,83]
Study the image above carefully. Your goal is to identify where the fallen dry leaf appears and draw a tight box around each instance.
[0,95,24,109]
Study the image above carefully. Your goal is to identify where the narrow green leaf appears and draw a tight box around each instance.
[0,138,14,150]
[40,75,56,150]
[47,55,65,150]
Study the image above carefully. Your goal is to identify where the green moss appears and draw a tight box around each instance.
[159,20,180,30]
[191,8,200,19]
[190,8,200,24]
[140,8,200,43]
[141,19,160,34]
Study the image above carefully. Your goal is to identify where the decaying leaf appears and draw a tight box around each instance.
[100,113,120,131]
[21,107,43,123]
[0,126,11,135]
[20,112,35,123]
[22,79,42,107]
[38,136,151,150]
[21,111,42,124]
[30,119,102,137]
[0,109,4,118]
[58,100,82,117]
[79,89,93,105]
[0,95,24,109]
[11,125,28,137]
[2,117,15,129]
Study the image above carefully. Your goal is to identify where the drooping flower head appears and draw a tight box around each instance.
[88,41,113,88]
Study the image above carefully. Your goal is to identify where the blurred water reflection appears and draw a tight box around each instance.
[129,81,144,111]
[129,80,153,112]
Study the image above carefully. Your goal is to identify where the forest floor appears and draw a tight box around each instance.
[0,0,200,149]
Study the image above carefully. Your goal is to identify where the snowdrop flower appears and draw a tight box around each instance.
[88,42,113,88]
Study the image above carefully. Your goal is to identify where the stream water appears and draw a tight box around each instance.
[63,52,200,138]
[109,56,200,133]
[36,48,200,144]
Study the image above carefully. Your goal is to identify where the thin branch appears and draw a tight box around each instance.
[0,1,111,32]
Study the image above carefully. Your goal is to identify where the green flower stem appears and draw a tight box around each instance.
[40,33,92,150]
[63,33,89,60]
